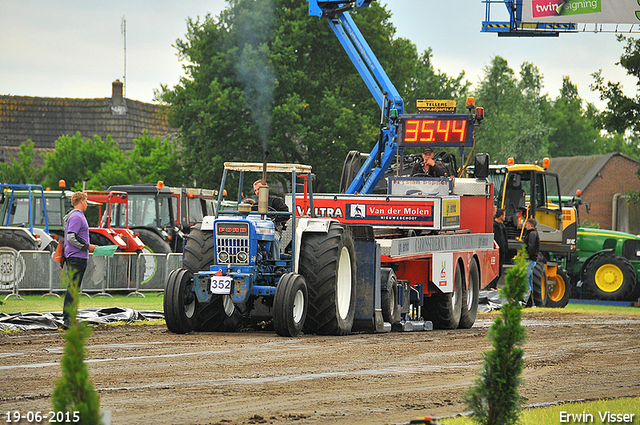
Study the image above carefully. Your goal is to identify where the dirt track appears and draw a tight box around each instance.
[1,310,639,425]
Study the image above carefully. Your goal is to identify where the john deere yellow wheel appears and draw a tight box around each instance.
[585,253,637,301]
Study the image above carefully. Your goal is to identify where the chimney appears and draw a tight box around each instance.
[110,79,127,115]
[112,79,123,99]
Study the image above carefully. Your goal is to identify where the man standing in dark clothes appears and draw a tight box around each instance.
[62,192,96,328]
[523,218,540,291]
[488,208,508,289]
[410,147,448,177]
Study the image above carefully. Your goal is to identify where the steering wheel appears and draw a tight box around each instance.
[265,206,279,222]
[413,173,427,177]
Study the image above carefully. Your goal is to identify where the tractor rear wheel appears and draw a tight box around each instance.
[0,231,37,290]
[423,261,463,329]
[585,253,637,301]
[136,228,172,285]
[381,268,401,324]
[546,266,571,308]
[273,273,308,337]
[183,225,242,332]
[164,268,197,334]
[136,228,172,254]
[299,223,356,336]
[532,261,548,307]
[459,259,480,328]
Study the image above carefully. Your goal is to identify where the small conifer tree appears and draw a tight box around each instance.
[464,247,529,425]
[51,269,102,424]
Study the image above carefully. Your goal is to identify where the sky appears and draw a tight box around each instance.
[1,0,637,111]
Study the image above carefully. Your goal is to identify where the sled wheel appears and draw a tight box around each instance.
[381,268,401,324]
[459,259,480,329]
[423,260,463,329]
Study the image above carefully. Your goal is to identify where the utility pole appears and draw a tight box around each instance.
[121,16,126,98]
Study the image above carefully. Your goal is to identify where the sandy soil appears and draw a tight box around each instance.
[1,310,639,425]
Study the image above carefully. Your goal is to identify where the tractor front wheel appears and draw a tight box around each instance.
[164,268,197,334]
[273,273,308,337]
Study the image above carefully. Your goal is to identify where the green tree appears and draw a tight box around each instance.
[474,57,550,164]
[591,35,640,138]
[126,131,185,186]
[40,132,186,191]
[41,132,127,191]
[544,77,603,157]
[0,140,43,184]
[464,247,528,425]
[158,0,467,192]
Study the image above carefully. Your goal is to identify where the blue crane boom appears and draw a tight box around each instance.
[308,1,483,193]
[307,0,404,194]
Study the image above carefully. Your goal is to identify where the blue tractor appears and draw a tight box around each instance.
[164,162,362,337]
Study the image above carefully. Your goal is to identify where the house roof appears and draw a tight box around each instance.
[0,82,174,151]
[546,153,640,195]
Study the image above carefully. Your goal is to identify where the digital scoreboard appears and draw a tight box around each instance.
[399,115,473,148]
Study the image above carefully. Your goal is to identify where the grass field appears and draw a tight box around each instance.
[438,396,640,425]
[0,293,165,314]
[1,294,639,316]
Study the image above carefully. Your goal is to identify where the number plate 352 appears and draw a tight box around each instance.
[210,276,232,294]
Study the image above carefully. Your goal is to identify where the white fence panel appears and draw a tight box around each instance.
[0,250,183,299]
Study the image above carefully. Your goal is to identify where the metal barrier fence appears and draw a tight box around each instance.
[0,249,182,300]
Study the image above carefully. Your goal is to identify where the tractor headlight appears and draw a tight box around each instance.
[237,251,248,263]
[218,250,229,263]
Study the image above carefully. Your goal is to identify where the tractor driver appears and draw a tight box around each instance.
[252,180,289,230]
[411,147,447,177]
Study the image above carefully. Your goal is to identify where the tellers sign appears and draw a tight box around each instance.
[399,115,473,147]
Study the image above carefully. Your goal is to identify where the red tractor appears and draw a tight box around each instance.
[85,190,145,253]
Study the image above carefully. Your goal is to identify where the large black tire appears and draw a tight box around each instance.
[299,223,356,336]
[532,261,548,307]
[381,268,401,324]
[0,231,37,290]
[585,253,637,301]
[459,259,480,329]
[136,228,172,286]
[546,266,571,308]
[136,228,172,254]
[273,273,308,337]
[183,226,242,332]
[423,260,463,330]
[164,268,197,334]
